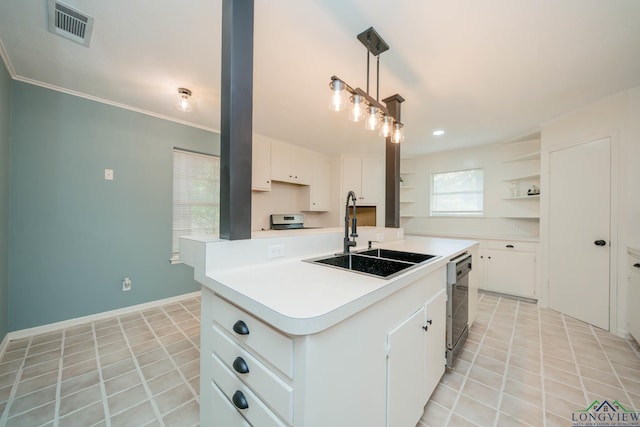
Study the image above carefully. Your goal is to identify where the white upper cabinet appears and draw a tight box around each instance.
[305,154,331,211]
[271,141,312,185]
[342,154,383,205]
[252,134,272,192]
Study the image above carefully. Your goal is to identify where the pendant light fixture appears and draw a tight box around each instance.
[176,87,194,112]
[329,27,404,142]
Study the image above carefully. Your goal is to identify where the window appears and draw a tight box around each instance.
[172,149,220,255]
[430,168,484,216]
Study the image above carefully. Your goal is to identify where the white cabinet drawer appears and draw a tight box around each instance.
[210,324,294,424]
[209,294,294,378]
[208,380,252,427]
[210,352,288,427]
[486,240,536,253]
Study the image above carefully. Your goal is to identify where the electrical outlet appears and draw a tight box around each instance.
[267,244,285,258]
[105,169,114,180]
[377,233,385,242]
[122,277,131,291]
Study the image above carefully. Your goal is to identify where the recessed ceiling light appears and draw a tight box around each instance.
[433,130,445,136]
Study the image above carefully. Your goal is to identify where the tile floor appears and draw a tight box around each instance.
[1,292,639,427]
[0,296,201,427]
[419,293,640,427]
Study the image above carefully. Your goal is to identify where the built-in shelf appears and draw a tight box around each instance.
[400,186,415,189]
[503,173,540,182]
[503,195,540,200]
[401,200,416,204]
[505,151,541,162]
[504,216,540,220]
[400,171,416,175]
[400,215,415,218]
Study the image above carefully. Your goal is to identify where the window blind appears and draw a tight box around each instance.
[172,149,220,254]
[430,168,484,216]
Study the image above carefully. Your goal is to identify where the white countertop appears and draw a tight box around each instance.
[182,231,477,335]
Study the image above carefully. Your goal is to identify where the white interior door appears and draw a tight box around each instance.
[549,137,611,330]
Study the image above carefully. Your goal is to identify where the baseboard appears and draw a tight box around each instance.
[5,291,201,342]
[0,333,9,362]
[478,289,538,304]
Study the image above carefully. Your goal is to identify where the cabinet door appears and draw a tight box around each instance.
[629,259,640,342]
[386,307,427,427]
[361,157,383,205]
[271,141,312,185]
[252,135,271,191]
[342,154,363,199]
[424,289,447,399]
[308,155,330,211]
[486,249,535,298]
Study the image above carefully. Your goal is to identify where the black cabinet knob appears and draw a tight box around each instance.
[506,244,514,248]
[233,357,250,374]
[594,240,607,246]
[232,391,249,410]
[233,320,249,335]
[634,263,640,268]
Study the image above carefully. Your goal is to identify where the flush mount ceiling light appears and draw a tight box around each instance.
[176,88,194,112]
[433,129,445,136]
[329,27,405,143]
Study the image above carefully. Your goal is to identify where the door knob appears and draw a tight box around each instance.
[594,240,607,246]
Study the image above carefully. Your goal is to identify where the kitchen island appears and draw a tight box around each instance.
[180,227,478,427]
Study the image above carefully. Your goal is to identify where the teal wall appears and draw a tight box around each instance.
[0,60,11,339]
[9,82,220,331]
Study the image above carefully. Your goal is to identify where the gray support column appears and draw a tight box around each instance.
[219,0,254,240]
[383,94,405,228]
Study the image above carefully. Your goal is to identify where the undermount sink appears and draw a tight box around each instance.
[306,249,439,279]
[356,248,437,264]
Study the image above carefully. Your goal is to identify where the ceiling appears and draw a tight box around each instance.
[1,0,639,157]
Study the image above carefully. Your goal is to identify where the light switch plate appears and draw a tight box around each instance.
[105,169,114,180]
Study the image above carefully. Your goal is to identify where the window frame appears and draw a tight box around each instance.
[171,148,220,261]
[429,168,485,217]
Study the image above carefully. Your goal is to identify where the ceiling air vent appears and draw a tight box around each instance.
[47,0,94,47]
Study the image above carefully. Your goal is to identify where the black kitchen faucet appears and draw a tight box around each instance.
[343,191,358,254]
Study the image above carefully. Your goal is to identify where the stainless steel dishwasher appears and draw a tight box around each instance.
[446,253,472,368]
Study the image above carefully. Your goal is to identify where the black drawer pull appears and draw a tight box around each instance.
[634,263,640,268]
[233,357,250,374]
[232,390,249,409]
[506,244,514,248]
[233,320,249,335]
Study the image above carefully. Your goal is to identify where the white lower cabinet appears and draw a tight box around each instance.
[386,288,446,427]
[478,240,537,299]
[629,252,640,342]
[424,290,447,398]
[386,307,427,427]
[201,266,448,427]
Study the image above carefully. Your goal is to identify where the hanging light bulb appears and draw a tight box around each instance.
[328,79,348,112]
[391,122,404,144]
[349,94,364,122]
[379,115,394,137]
[364,106,380,131]
[176,88,194,112]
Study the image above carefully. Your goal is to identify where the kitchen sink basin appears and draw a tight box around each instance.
[306,249,439,279]
[356,248,437,264]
